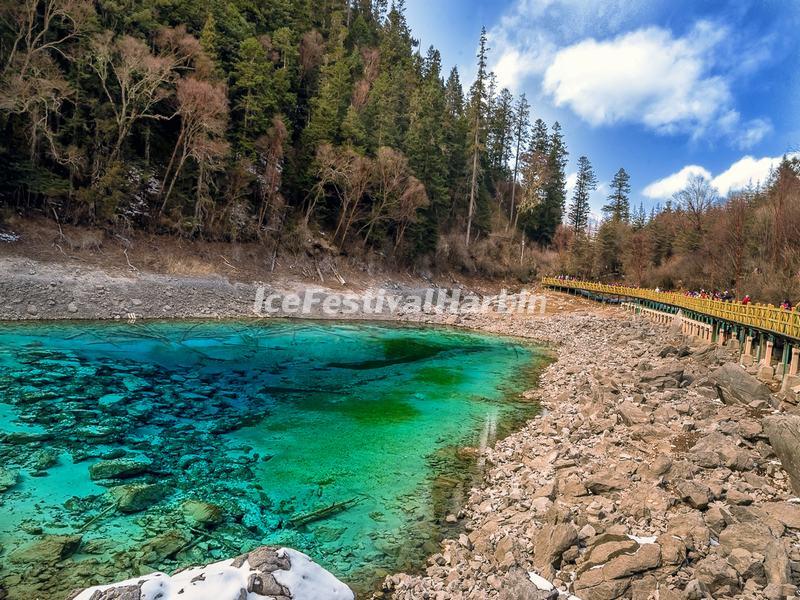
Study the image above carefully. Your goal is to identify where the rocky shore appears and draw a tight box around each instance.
[381,311,800,599]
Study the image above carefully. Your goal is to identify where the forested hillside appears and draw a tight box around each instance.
[0,0,571,274]
[2,0,798,296]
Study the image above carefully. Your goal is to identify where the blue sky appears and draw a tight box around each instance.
[404,0,800,219]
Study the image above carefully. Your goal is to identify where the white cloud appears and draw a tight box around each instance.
[543,24,733,134]
[488,0,644,91]
[487,1,774,148]
[644,153,798,199]
[643,165,712,199]
[493,46,553,92]
[711,154,790,195]
[734,118,773,150]
[565,171,578,196]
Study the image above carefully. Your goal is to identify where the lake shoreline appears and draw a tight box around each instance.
[3,256,800,599]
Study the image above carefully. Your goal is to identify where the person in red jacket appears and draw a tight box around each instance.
[742,295,751,305]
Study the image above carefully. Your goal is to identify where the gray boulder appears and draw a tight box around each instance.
[763,415,800,494]
[709,363,772,406]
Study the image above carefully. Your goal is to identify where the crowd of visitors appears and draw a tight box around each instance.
[682,289,736,301]
[552,275,799,311]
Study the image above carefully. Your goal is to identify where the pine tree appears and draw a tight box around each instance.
[442,67,469,223]
[568,155,597,233]
[631,202,647,230]
[508,93,530,224]
[302,15,352,148]
[232,37,280,148]
[531,119,548,154]
[603,167,631,222]
[404,46,449,253]
[200,13,220,68]
[466,26,488,247]
[523,121,567,245]
[488,87,513,176]
[514,120,548,230]
[364,1,415,149]
[341,104,367,150]
[595,219,625,277]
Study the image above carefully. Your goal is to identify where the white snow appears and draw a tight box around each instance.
[0,232,19,243]
[527,571,554,591]
[274,548,354,599]
[72,548,354,600]
[627,534,657,545]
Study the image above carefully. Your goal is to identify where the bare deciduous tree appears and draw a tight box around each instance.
[0,0,92,160]
[673,174,717,233]
[515,146,549,228]
[299,30,324,79]
[89,27,201,167]
[255,116,288,231]
[160,77,229,216]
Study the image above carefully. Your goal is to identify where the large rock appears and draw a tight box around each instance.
[690,432,755,471]
[719,522,776,555]
[577,534,638,573]
[694,554,739,595]
[573,544,661,600]
[640,362,684,388]
[763,415,800,494]
[532,523,578,575]
[601,543,661,580]
[709,363,772,406]
[675,480,711,509]
[89,457,151,481]
[0,466,19,492]
[68,546,354,600]
[109,483,164,513]
[762,501,800,529]
[182,500,224,526]
[617,401,650,426]
[764,540,791,586]
[585,470,628,494]
[9,534,82,565]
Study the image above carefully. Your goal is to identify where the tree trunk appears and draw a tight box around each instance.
[509,134,522,228]
[466,116,480,247]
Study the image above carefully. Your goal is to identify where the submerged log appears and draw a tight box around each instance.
[289,497,361,528]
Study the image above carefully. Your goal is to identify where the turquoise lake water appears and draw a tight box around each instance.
[0,320,547,598]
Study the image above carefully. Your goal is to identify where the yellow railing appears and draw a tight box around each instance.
[541,277,800,341]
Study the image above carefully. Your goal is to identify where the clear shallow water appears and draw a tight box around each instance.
[0,320,547,598]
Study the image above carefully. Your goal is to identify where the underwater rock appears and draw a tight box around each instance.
[181,500,223,527]
[30,449,58,472]
[9,534,82,565]
[0,467,19,492]
[110,483,165,514]
[1,431,52,443]
[68,546,354,600]
[89,457,151,481]
[140,530,191,562]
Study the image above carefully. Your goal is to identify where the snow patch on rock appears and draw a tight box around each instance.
[528,571,554,591]
[274,548,353,599]
[71,546,353,600]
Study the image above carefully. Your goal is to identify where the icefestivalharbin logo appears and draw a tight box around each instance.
[253,287,546,317]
